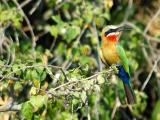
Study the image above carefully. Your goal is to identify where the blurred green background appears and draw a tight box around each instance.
[0,0,160,120]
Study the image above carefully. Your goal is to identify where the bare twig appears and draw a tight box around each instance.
[91,21,102,71]
[48,69,113,93]
[74,24,87,46]
[55,0,70,10]
[126,22,160,43]
[123,0,133,23]
[29,0,41,15]
[0,76,19,81]
[143,7,160,63]
[2,0,10,8]
[0,64,62,81]
[141,57,160,91]
[144,7,160,34]
[20,0,32,8]
[0,104,21,112]
[111,96,120,119]
[12,0,36,57]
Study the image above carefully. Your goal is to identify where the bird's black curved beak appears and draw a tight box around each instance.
[116,25,132,32]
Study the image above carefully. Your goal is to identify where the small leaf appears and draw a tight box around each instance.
[72,92,80,98]
[24,69,32,80]
[30,87,37,95]
[30,95,48,112]
[49,25,58,38]
[51,15,62,24]
[33,79,40,88]
[97,74,105,84]
[81,91,87,103]
[21,102,33,120]
[31,70,39,81]
[65,26,80,43]
[14,82,23,91]
[152,101,160,120]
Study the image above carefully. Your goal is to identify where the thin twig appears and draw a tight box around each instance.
[141,57,160,91]
[0,64,62,81]
[123,0,133,23]
[0,76,19,81]
[55,0,70,10]
[48,69,113,93]
[143,7,160,62]
[20,0,32,8]
[0,104,21,112]
[126,22,160,43]
[144,7,160,34]
[111,96,120,119]
[74,24,87,46]
[92,21,102,71]
[29,0,41,15]
[12,0,36,57]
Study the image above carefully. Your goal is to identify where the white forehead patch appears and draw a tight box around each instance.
[107,25,118,29]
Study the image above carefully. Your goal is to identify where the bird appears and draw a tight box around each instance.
[100,25,136,104]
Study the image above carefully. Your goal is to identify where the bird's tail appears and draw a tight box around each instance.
[117,65,136,104]
[123,82,136,104]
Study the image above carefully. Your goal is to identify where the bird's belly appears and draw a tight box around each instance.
[102,49,120,65]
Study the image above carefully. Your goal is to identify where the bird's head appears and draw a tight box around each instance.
[101,25,131,42]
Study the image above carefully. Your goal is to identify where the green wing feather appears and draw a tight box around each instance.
[116,44,130,75]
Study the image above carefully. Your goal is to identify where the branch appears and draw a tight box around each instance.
[141,57,160,91]
[12,0,36,57]
[91,20,102,71]
[126,22,160,43]
[0,64,62,81]
[20,0,32,8]
[29,0,41,15]
[48,69,113,94]
[0,104,21,112]
[144,7,160,34]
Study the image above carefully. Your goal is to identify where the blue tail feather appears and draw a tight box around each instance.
[116,65,136,104]
[116,65,130,84]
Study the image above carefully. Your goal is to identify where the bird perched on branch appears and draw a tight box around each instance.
[100,25,136,104]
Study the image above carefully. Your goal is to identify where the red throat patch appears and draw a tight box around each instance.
[107,35,117,42]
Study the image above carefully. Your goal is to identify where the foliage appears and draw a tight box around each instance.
[0,0,160,120]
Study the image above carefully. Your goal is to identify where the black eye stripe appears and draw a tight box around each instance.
[104,29,117,36]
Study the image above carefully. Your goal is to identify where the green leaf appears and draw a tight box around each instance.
[72,92,80,98]
[49,25,58,38]
[21,102,33,120]
[12,64,21,76]
[30,87,37,95]
[0,8,23,28]
[97,74,105,84]
[24,69,32,80]
[33,79,40,88]
[30,95,48,112]
[51,15,62,24]
[31,69,40,81]
[65,26,80,43]
[152,101,160,120]
[81,91,87,103]
[36,66,46,81]
[14,82,23,91]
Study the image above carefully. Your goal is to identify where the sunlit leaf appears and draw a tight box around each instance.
[21,102,33,120]
[30,95,48,112]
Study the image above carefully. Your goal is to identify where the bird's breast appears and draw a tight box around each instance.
[101,44,120,65]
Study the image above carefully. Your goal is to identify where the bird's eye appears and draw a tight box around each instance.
[105,30,112,36]
[105,29,116,36]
